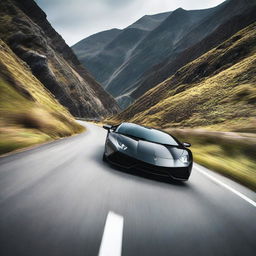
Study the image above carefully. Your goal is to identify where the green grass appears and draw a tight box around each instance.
[0,127,51,155]
[0,40,84,155]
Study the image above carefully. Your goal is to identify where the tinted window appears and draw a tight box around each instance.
[116,123,179,146]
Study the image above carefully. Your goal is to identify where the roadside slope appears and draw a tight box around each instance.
[0,40,83,155]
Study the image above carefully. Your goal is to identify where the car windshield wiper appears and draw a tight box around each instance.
[162,143,180,147]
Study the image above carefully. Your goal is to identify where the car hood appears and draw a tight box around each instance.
[112,133,188,167]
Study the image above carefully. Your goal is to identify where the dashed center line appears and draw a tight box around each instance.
[98,211,124,256]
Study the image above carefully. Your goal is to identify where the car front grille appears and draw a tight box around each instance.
[135,163,170,177]
[107,152,138,168]
[107,152,191,180]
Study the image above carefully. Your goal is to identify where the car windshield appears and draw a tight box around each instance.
[116,123,179,146]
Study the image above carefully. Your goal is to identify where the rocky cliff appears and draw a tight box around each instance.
[0,39,84,154]
[0,0,120,118]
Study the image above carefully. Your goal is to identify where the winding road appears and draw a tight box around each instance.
[0,122,255,256]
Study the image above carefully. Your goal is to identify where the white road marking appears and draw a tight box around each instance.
[98,211,124,256]
[195,165,256,208]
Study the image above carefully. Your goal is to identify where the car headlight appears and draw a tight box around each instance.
[179,155,189,164]
[117,141,128,150]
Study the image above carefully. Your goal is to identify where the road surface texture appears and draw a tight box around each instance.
[0,122,255,256]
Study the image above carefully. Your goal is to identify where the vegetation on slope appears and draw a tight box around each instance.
[131,6,256,101]
[169,129,256,191]
[111,23,256,130]
[0,40,84,155]
[108,23,256,190]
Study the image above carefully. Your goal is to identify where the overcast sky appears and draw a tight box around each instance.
[35,0,225,46]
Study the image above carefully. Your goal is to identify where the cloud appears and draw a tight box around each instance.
[35,0,225,46]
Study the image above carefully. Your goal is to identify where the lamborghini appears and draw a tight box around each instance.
[103,123,193,181]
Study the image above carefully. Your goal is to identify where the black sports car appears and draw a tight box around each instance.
[103,123,193,181]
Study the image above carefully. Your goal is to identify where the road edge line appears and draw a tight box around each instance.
[195,165,256,208]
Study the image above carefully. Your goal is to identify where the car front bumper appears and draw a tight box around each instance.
[106,151,192,181]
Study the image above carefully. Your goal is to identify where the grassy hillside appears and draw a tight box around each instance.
[109,23,256,190]
[131,6,256,101]
[168,129,256,190]
[111,23,256,131]
[0,40,84,155]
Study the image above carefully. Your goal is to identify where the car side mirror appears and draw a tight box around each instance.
[182,142,191,148]
[103,124,112,131]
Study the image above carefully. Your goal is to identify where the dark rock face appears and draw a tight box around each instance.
[104,8,213,99]
[72,12,170,89]
[0,0,119,118]
[72,29,122,61]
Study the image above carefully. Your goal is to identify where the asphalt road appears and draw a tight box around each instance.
[0,122,255,256]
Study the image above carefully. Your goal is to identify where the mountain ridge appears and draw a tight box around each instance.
[105,7,215,98]
[72,12,170,87]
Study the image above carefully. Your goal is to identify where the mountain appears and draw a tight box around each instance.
[110,22,256,132]
[0,0,119,118]
[112,0,256,107]
[131,5,256,100]
[105,8,214,97]
[72,12,170,88]
[73,0,256,109]
[128,12,171,31]
[0,40,84,154]
[72,28,122,60]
